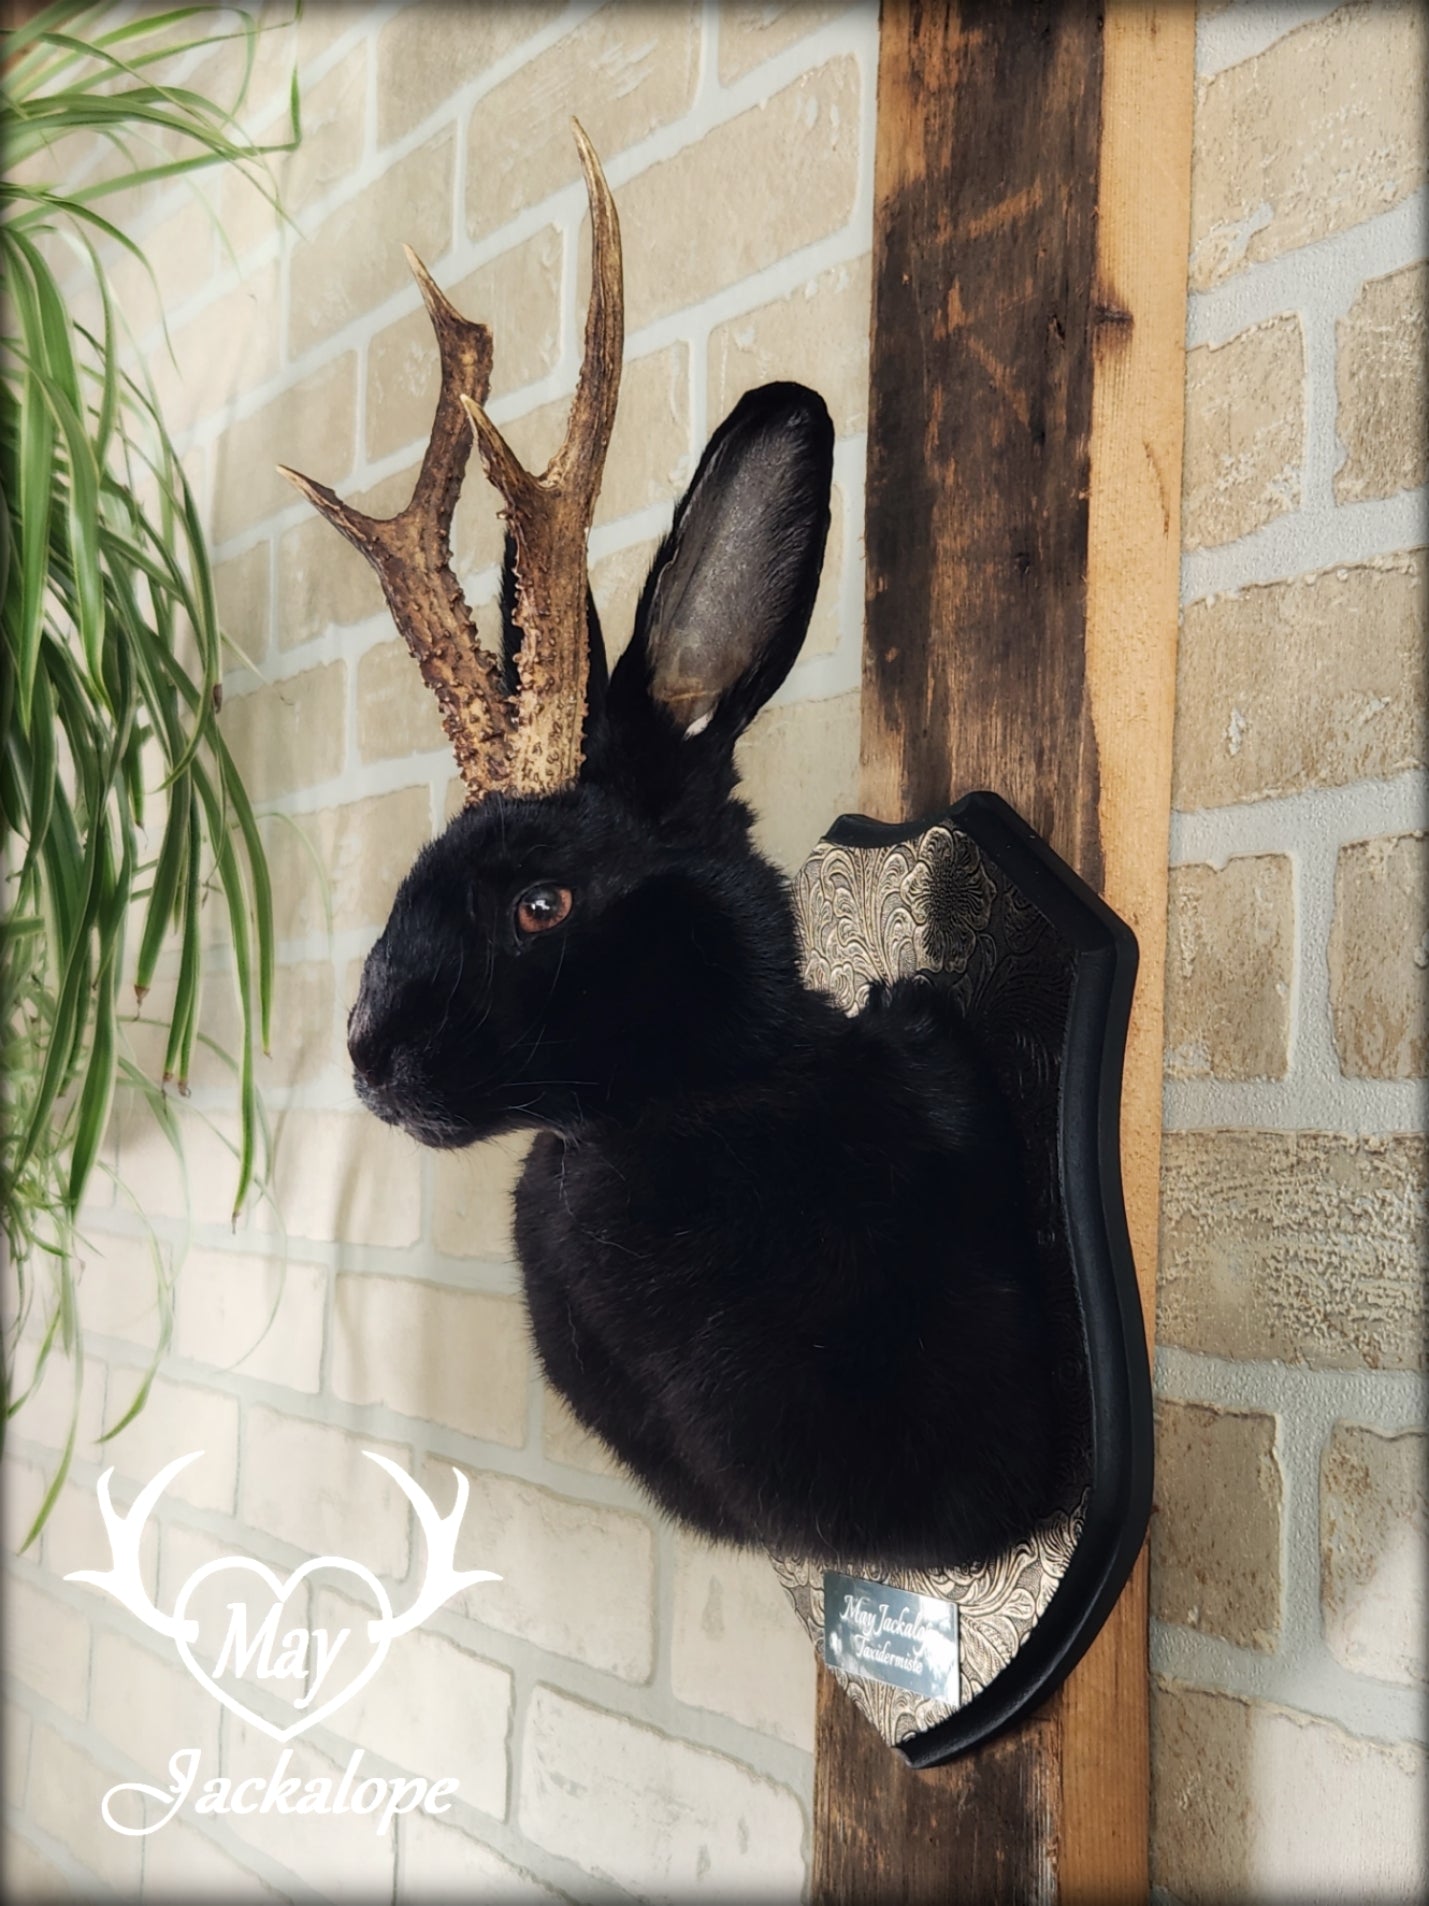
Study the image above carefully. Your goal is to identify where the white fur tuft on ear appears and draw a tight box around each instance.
[683,711,714,739]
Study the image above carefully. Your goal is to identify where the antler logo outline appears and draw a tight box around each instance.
[67,1450,500,1741]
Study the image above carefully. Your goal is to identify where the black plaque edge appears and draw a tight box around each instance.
[822,791,1152,1766]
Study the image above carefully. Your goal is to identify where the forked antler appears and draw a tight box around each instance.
[362,1452,500,1641]
[65,1453,203,1642]
[278,121,623,801]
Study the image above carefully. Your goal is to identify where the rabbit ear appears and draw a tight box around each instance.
[614,383,833,745]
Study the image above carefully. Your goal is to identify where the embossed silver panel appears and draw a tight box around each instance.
[772,819,1090,1752]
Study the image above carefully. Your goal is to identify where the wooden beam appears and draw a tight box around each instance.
[813,5,1193,1901]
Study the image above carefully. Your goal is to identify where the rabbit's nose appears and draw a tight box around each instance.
[347,999,393,1088]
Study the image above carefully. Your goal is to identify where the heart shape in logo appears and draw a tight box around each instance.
[174,1556,393,1743]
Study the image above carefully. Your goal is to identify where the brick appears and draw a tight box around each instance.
[41,1473,158,1600]
[91,1629,220,1772]
[241,1409,411,1580]
[312,1586,511,1818]
[1321,1422,1427,1687]
[220,661,347,804]
[377,1,561,148]
[400,1809,566,1902]
[213,539,272,668]
[520,1685,806,1895]
[366,227,564,464]
[290,131,454,357]
[107,198,214,338]
[3,1575,90,1717]
[719,2,851,82]
[26,1723,142,1893]
[1331,832,1428,1079]
[190,17,300,146]
[292,2,357,71]
[274,40,366,219]
[1150,1400,1282,1651]
[212,354,357,543]
[174,1248,327,1393]
[1164,855,1293,1081]
[6,1315,106,1454]
[221,1719,396,1899]
[217,119,289,262]
[73,1228,167,1346]
[1188,5,1428,289]
[1336,262,1429,504]
[466,4,700,240]
[1151,1680,1427,1902]
[431,1135,528,1262]
[1173,553,1427,808]
[671,1533,817,1750]
[431,1464,654,1681]
[1,1456,46,1554]
[331,1276,528,1444]
[276,467,419,650]
[263,786,431,939]
[103,1375,240,1514]
[595,58,861,335]
[142,1821,287,1901]
[108,1092,243,1230]
[160,262,283,433]
[736,690,861,873]
[1159,1130,1427,1371]
[542,1388,621,1478]
[264,1108,423,1249]
[709,255,871,438]
[0,1834,66,1899]
[191,958,338,1093]
[2,1700,29,1810]
[1182,315,1304,552]
[356,637,449,763]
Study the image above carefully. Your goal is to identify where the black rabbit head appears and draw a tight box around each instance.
[346,382,835,1147]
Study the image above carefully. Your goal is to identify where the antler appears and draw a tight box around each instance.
[363,1452,500,1641]
[65,1452,202,1642]
[278,120,623,801]
[462,119,623,791]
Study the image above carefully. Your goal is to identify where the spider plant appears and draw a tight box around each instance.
[1,1,300,1539]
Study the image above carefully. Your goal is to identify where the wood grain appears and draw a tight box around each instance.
[1061,11,1193,1897]
[815,2,1193,1898]
[859,0,1105,882]
[815,1664,1059,1906]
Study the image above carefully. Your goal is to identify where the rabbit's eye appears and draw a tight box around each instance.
[515,884,573,935]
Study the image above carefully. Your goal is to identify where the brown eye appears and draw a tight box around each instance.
[515,884,573,935]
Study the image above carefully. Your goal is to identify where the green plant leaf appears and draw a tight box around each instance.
[3,0,295,1531]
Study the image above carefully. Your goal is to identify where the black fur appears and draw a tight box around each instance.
[347,384,1058,1567]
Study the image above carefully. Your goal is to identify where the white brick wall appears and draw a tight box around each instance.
[4,5,875,1894]
[1151,4,1427,1898]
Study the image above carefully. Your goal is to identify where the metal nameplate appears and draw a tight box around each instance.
[822,1571,961,1706]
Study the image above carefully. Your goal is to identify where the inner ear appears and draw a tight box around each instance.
[637,385,833,737]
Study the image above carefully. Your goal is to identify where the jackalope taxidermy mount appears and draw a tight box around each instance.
[281,127,1059,1569]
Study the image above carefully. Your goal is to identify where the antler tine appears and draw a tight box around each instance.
[65,1453,203,1641]
[362,1452,500,1641]
[557,119,624,496]
[278,249,515,803]
[462,118,624,793]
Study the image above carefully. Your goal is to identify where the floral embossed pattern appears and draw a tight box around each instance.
[773,820,1090,1749]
